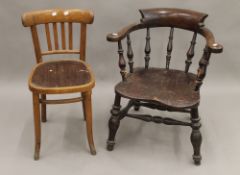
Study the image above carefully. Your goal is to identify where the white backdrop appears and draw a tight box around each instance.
[0,0,240,175]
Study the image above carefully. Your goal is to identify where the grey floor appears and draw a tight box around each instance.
[1,80,240,175]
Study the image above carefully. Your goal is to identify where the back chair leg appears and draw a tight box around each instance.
[82,91,96,155]
[32,93,41,160]
[190,107,202,165]
[107,93,121,151]
[41,94,47,122]
[134,100,140,111]
[81,93,86,121]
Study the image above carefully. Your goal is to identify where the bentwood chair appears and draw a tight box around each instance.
[22,9,96,160]
[106,8,223,165]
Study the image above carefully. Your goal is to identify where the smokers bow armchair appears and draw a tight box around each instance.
[106,8,223,165]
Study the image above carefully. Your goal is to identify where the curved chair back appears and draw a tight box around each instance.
[107,8,223,91]
[22,9,94,63]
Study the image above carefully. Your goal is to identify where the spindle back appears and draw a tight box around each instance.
[22,9,94,63]
[107,8,223,90]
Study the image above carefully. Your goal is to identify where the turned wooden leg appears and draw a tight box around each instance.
[32,93,41,160]
[190,108,202,165]
[82,91,96,155]
[107,93,121,151]
[41,94,47,123]
[134,100,140,111]
[81,93,86,121]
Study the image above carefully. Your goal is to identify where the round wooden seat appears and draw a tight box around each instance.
[29,60,95,94]
[115,68,200,109]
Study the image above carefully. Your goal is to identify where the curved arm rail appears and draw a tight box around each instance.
[107,23,222,54]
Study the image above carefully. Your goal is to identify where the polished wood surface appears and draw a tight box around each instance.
[22,9,94,27]
[22,9,96,159]
[106,8,223,165]
[139,8,208,30]
[32,60,90,87]
[116,68,199,109]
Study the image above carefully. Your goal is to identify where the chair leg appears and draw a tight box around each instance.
[134,100,140,111]
[107,93,121,151]
[82,91,96,155]
[81,93,86,121]
[41,94,47,122]
[32,93,41,160]
[190,107,202,165]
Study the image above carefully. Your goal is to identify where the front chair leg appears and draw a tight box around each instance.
[82,91,96,155]
[32,93,41,160]
[190,108,202,165]
[41,94,47,122]
[107,93,121,151]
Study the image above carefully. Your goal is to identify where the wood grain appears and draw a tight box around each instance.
[22,9,94,27]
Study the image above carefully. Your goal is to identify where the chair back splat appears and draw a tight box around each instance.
[22,9,94,63]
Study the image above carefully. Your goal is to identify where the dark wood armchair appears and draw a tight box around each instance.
[22,9,96,160]
[106,8,223,165]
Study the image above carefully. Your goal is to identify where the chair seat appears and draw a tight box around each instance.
[115,68,200,109]
[29,60,95,94]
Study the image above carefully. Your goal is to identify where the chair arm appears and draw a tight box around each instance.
[107,23,144,42]
[199,27,223,53]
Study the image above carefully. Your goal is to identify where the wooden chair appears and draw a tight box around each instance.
[106,8,223,165]
[22,9,96,160]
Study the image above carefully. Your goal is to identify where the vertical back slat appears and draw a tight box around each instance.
[31,26,42,63]
[80,23,87,61]
[53,23,59,50]
[45,24,52,51]
[68,22,73,49]
[166,27,174,69]
[61,22,66,49]
[144,28,151,69]
[185,32,197,73]
[127,34,134,73]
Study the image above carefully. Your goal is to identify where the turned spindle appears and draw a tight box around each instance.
[166,27,174,69]
[118,40,127,81]
[195,47,211,90]
[185,32,197,73]
[127,34,134,73]
[144,28,151,69]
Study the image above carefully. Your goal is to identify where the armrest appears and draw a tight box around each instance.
[199,27,223,53]
[106,23,144,42]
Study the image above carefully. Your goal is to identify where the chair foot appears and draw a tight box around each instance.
[193,155,201,165]
[89,145,97,155]
[133,100,140,111]
[134,105,140,111]
[106,140,115,151]
[34,149,40,160]
[42,118,47,123]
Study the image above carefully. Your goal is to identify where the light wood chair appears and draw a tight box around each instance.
[22,9,96,160]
